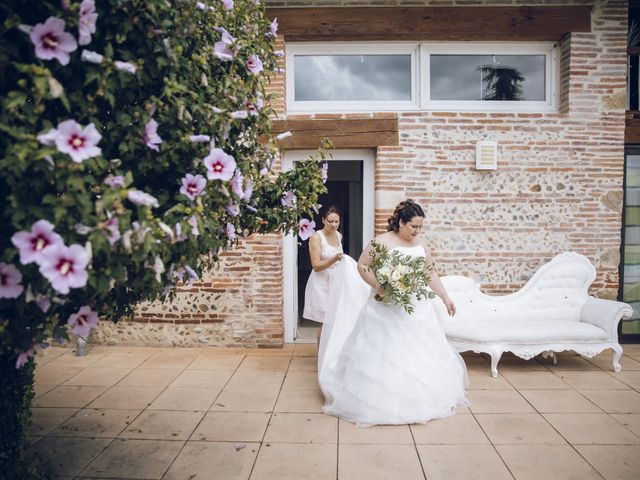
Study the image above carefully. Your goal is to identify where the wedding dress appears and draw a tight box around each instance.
[318,246,469,426]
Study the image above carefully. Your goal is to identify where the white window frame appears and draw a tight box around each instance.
[422,42,557,112]
[286,41,558,114]
[285,42,420,113]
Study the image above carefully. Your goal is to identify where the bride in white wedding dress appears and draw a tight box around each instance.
[318,200,469,426]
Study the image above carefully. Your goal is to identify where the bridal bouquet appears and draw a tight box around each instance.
[368,240,435,314]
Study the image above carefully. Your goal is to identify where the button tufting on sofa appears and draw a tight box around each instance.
[432,252,633,378]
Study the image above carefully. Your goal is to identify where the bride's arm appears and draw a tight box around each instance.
[423,242,456,316]
[357,243,385,296]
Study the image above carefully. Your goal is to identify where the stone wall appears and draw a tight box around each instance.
[94,0,628,347]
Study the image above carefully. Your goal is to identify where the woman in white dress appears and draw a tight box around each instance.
[303,206,344,341]
[318,200,469,426]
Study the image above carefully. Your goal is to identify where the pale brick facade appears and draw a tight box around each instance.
[95,0,629,347]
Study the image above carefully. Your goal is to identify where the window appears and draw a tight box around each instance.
[286,42,557,113]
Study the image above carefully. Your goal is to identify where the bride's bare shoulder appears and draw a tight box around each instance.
[371,231,397,249]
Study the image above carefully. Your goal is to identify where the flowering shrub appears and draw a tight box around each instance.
[0,0,327,367]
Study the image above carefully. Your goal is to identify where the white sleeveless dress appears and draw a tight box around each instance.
[303,230,343,323]
[318,245,469,426]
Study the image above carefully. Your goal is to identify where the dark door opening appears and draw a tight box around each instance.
[296,160,364,338]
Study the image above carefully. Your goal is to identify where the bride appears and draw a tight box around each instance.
[318,200,469,426]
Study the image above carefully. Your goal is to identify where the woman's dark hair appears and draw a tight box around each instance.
[387,199,424,232]
[322,205,341,219]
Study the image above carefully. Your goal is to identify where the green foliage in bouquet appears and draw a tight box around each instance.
[0,0,327,364]
[367,240,435,314]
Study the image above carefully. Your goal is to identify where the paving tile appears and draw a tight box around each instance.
[411,413,489,444]
[46,351,108,368]
[169,369,233,389]
[33,384,56,399]
[612,370,640,390]
[475,413,566,444]
[63,367,133,387]
[29,407,78,436]
[191,411,271,442]
[289,356,318,372]
[293,344,318,357]
[495,355,546,372]
[555,371,630,389]
[519,389,602,413]
[274,388,324,413]
[264,413,337,444]
[282,371,320,390]
[237,355,291,373]
[188,352,245,370]
[578,389,640,413]
[35,366,83,386]
[148,387,219,411]
[163,441,259,480]
[31,436,110,478]
[225,371,285,390]
[88,386,163,410]
[250,443,336,480]
[575,445,640,480]
[416,445,512,480]
[610,414,640,437]
[502,370,572,389]
[587,352,640,371]
[496,444,601,480]
[118,368,182,388]
[34,386,107,408]
[339,444,424,480]
[52,409,140,438]
[467,369,514,390]
[338,419,413,444]
[212,386,280,412]
[543,413,640,445]
[140,350,199,369]
[546,355,600,371]
[34,347,67,366]
[80,438,184,479]
[467,389,535,414]
[89,352,153,369]
[120,410,204,440]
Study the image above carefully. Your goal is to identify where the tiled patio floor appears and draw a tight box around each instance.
[29,344,640,480]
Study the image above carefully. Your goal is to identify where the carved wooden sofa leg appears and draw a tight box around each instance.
[612,345,623,373]
[488,348,503,378]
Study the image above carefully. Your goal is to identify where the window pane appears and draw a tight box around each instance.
[430,54,546,101]
[294,55,412,101]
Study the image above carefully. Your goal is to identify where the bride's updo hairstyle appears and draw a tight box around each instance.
[387,199,425,232]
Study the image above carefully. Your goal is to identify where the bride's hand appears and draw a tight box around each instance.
[444,298,456,316]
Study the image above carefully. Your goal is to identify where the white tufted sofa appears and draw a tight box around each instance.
[433,252,633,377]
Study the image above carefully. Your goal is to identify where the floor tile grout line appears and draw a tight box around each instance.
[246,354,294,480]
[408,424,428,480]
[158,351,249,479]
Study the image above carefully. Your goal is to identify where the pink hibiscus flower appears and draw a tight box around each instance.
[247,54,263,75]
[180,173,207,201]
[127,190,159,208]
[39,244,91,295]
[78,0,98,46]
[189,134,210,143]
[54,119,102,163]
[29,17,78,65]
[269,18,279,37]
[143,119,162,152]
[16,345,36,369]
[222,0,234,10]
[204,148,236,181]
[281,191,296,208]
[242,178,254,202]
[230,170,244,198]
[0,263,24,299]
[114,60,137,74]
[225,223,236,240]
[298,218,316,241]
[104,175,125,188]
[11,220,64,265]
[321,162,328,182]
[67,305,99,338]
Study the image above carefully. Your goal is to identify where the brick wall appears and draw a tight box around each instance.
[95,0,628,347]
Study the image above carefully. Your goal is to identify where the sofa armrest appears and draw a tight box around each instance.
[580,297,633,341]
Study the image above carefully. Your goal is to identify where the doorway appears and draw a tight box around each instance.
[282,150,375,343]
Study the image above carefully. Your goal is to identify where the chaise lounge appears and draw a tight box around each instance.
[434,252,633,377]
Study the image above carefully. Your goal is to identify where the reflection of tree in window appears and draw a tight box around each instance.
[478,64,524,101]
